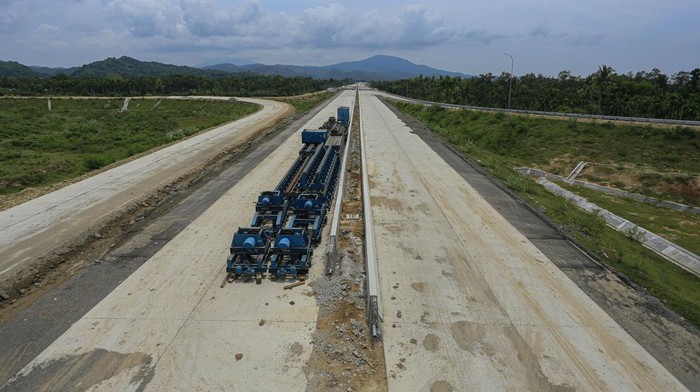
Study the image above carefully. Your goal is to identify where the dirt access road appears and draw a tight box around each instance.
[0,97,288,291]
[360,89,688,391]
[0,91,356,391]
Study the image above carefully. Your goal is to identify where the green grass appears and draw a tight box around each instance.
[395,103,699,196]
[560,183,700,256]
[0,97,258,194]
[391,101,700,328]
[271,91,334,113]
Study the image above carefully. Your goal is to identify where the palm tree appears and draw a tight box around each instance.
[593,65,616,114]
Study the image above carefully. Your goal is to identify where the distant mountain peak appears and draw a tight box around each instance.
[202,54,470,80]
[196,57,257,67]
[2,54,471,80]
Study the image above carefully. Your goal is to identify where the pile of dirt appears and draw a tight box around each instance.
[305,246,386,392]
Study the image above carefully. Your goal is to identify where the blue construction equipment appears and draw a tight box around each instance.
[267,228,313,278]
[226,228,270,284]
[251,191,288,229]
[297,145,328,193]
[337,106,350,128]
[310,144,340,192]
[287,193,328,244]
[222,106,350,284]
[301,129,328,144]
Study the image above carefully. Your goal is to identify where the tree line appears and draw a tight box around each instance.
[372,67,700,121]
[0,73,351,97]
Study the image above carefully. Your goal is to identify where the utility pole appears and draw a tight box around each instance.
[504,53,514,110]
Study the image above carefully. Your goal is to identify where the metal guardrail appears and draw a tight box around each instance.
[378,91,700,127]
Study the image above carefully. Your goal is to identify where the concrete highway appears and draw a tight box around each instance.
[0,88,693,391]
[360,89,687,391]
[0,97,288,282]
[0,91,356,391]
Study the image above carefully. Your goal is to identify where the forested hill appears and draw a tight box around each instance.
[68,56,221,78]
[0,73,350,97]
[1,55,468,81]
[204,55,470,80]
[373,67,700,121]
[0,60,42,78]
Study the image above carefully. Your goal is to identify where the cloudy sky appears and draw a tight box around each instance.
[1,0,698,76]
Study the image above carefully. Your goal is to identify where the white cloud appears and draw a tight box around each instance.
[0,0,697,75]
[290,4,455,49]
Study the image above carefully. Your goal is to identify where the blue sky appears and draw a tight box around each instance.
[1,0,698,77]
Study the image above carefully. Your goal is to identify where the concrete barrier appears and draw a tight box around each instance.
[537,178,700,277]
[359,92,382,338]
[516,167,700,215]
[326,95,356,275]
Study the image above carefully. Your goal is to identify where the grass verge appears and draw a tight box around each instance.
[0,97,258,195]
[559,183,700,256]
[271,91,334,113]
[395,103,699,204]
[391,100,700,328]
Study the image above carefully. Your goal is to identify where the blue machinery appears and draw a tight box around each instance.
[224,106,350,283]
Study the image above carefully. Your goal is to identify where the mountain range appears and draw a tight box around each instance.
[0,55,470,81]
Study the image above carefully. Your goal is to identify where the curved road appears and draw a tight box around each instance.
[0,91,356,391]
[0,98,289,280]
[0,90,691,391]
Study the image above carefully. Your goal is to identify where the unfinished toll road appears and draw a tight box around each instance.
[0,91,356,391]
[0,97,288,294]
[359,89,688,391]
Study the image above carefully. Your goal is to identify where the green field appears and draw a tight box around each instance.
[560,183,700,256]
[271,91,334,113]
[391,101,700,327]
[0,98,258,194]
[396,103,699,204]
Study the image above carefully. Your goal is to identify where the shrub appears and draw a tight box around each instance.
[84,155,110,170]
[505,174,527,192]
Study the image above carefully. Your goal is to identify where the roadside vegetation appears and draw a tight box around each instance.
[559,183,700,256]
[374,66,700,120]
[390,100,700,327]
[270,91,334,113]
[0,74,350,97]
[399,104,699,204]
[0,97,257,195]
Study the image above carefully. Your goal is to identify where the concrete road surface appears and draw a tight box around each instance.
[360,90,687,391]
[0,98,287,280]
[0,91,355,391]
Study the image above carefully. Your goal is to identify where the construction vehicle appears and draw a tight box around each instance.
[224,106,350,283]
